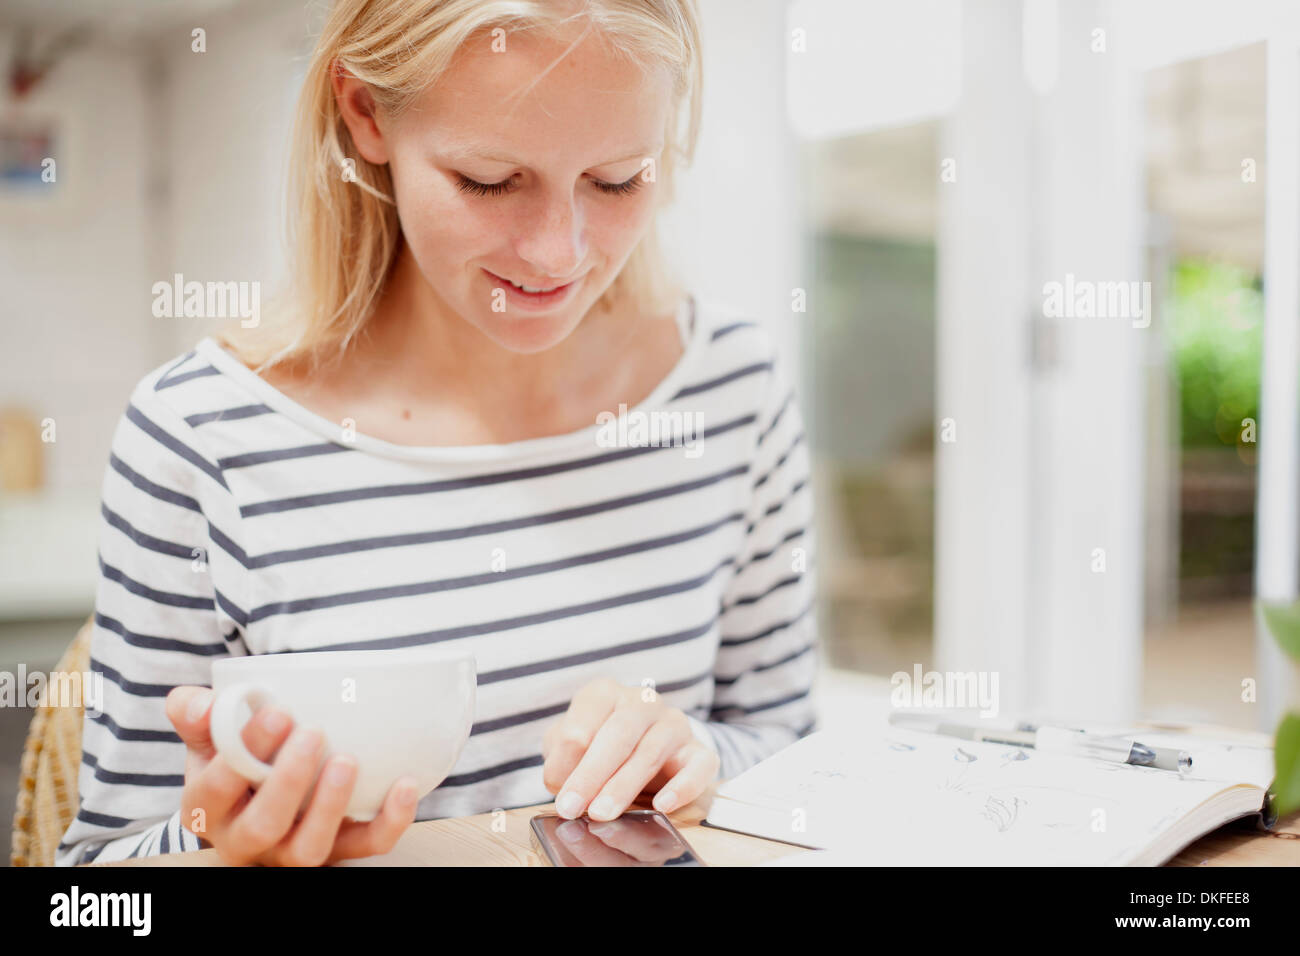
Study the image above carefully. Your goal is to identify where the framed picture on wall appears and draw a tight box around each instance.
[0,108,85,221]
[0,117,58,192]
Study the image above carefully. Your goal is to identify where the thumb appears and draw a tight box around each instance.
[165,685,216,760]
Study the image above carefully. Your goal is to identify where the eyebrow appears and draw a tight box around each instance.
[437,142,661,167]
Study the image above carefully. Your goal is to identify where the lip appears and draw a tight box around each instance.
[483,269,583,312]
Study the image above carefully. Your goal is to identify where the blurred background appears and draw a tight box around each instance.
[2,0,1299,861]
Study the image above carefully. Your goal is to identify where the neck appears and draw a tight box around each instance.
[358,245,638,412]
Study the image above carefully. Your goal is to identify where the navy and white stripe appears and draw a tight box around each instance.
[56,294,819,865]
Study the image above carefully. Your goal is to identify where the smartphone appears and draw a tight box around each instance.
[530,809,706,867]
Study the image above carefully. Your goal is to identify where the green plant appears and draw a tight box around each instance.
[1168,259,1263,449]
[1257,602,1300,817]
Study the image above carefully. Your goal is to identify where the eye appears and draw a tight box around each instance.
[455,174,516,197]
[591,173,645,197]
[453,171,646,198]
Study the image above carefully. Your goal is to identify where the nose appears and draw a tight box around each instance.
[514,186,588,281]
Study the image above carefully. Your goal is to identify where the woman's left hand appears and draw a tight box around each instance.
[541,678,721,821]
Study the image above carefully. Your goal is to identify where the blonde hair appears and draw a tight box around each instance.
[217,0,703,373]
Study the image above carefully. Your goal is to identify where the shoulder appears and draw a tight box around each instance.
[126,340,254,423]
[108,342,250,498]
[691,296,778,367]
[121,337,278,439]
[688,296,796,424]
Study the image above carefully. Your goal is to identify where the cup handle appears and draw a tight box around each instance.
[209,682,278,784]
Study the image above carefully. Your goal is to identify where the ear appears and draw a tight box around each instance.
[332,60,390,165]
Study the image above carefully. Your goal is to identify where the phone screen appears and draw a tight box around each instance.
[531,810,704,867]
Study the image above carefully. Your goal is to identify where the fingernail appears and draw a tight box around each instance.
[186,690,212,723]
[556,791,583,818]
[397,779,419,806]
[654,789,678,812]
[588,796,617,820]
[325,757,356,787]
[260,708,290,736]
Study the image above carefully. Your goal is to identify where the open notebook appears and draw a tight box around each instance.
[704,725,1275,865]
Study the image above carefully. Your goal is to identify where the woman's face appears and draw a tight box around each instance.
[339,25,674,354]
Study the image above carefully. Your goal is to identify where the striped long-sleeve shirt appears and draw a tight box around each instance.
[56,293,819,865]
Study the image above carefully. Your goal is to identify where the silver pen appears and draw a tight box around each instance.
[889,714,1193,772]
[1030,725,1192,772]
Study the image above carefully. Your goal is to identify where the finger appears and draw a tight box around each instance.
[186,697,294,839]
[185,701,295,828]
[553,818,640,866]
[585,719,685,821]
[185,753,261,847]
[651,744,720,814]
[541,719,555,760]
[541,682,621,795]
[540,719,559,762]
[165,686,216,759]
[555,707,656,820]
[240,704,295,763]
[329,776,420,862]
[225,727,323,859]
[275,755,357,866]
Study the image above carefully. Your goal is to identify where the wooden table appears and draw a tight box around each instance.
[1166,809,1300,866]
[100,784,1300,867]
[97,786,803,867]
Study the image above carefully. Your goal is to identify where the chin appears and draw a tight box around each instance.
[478,314,579,354]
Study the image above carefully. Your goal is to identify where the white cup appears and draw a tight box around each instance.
[209,646,476,822]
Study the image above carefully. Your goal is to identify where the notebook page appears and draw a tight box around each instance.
[715,728,1243,865]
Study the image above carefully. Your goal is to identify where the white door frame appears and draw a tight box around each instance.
[937,0,1147,724]
[1255,34,1300,728]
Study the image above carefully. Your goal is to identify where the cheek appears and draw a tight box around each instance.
[592,193,658,253]
[391,171,483,265]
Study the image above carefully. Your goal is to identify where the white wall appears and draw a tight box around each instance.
[0,0,310,495]
[157,0,314,357]
[0,29,161,495]
[660,0,804,378]
[786,0,961,138]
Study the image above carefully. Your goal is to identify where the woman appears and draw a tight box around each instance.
[57,0,817,867]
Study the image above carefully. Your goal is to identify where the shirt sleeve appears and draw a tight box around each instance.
[56,378,240,865]
[695,339,819,780]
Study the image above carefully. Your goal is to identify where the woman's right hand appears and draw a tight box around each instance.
[164,685,420,866]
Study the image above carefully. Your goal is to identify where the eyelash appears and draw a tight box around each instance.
[454,173,644,198]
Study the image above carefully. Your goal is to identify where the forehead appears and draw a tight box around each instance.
[403,22,673,166]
